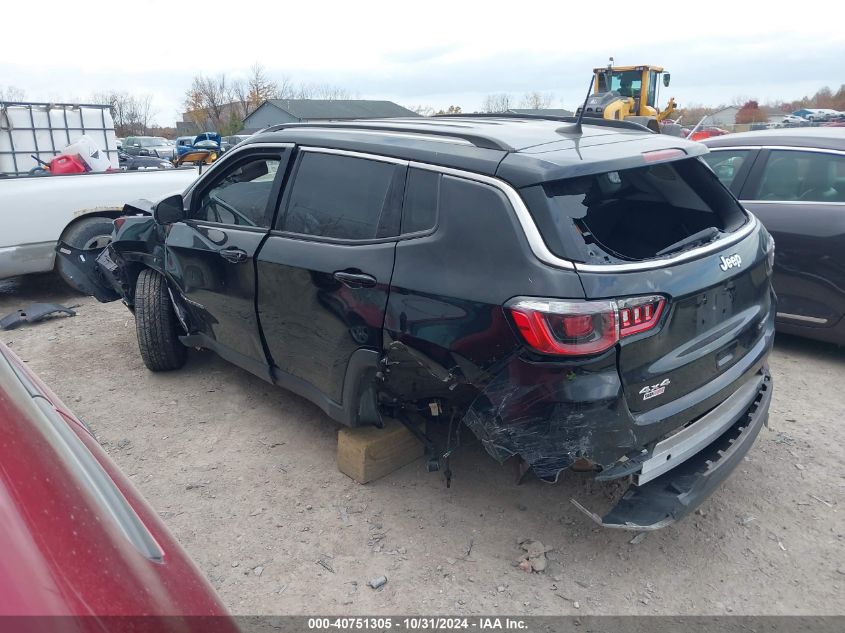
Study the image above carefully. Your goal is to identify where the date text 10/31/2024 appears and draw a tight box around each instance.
[307,617,529,630]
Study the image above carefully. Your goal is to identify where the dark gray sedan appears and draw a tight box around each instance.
[703,128,845,344]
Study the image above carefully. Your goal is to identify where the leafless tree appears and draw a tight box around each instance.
[293,82,355,100]
[0,85,26,101]
[247,63,279,106]
[520,91,554,110]
[481,93,513,113]
[91,90,157,136]
[183,66,356,134]
[184,74,232,132]
[406,104,435,116]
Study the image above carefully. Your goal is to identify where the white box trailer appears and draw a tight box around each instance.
[0,102,119,176]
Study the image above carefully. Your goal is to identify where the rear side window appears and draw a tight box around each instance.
[701,149,751,191]
[279,152,402,240]
[521,157,748,264]
[753,150,845,202]
[402,168,440,234]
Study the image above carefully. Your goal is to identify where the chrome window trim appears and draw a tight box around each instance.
[776,312,828,324]
[709,145,845,156]
[300,146,409,166]
[409,160,576,270]
[409,160,757,274]
[192,145,761,274]
[744,199,845,206]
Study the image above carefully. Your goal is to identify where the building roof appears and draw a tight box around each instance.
[247,99,420,122]
[508,108,573,117]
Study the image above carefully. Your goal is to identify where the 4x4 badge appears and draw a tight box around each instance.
[719,254,742,271]
[640,379,670,401]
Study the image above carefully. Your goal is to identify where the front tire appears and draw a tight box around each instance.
[134,268,187,371]
[56,216,115,292]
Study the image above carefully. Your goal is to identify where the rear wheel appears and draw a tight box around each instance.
[134,268,187,371]
[56,216,115,292]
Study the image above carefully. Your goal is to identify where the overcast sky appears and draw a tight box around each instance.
[3,1,843,125]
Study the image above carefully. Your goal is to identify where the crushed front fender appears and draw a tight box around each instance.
[55,242,121,303]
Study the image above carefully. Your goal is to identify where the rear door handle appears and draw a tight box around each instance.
[333,271,377,288]
[219,247,248,263]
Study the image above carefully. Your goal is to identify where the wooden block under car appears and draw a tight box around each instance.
[337,419,425,484]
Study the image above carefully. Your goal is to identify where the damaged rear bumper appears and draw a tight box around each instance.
[571,370,771,530]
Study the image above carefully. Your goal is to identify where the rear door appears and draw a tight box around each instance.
[738,147,845,330]
[255,148,405,404]
[165,147,291,376]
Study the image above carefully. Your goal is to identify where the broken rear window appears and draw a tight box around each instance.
[520,157,748,264]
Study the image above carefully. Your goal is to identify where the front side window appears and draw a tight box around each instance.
[279,152,402,240]
[193,156,280,227]
[701,149,751,190]
[754,150,845,202]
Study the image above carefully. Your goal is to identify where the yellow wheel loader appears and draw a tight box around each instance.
[579,59,677,132]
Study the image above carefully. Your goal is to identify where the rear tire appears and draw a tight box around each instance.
[134,268,187,371]
[56,216,115,292]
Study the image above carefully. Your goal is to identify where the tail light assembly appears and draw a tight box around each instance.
[508,295,665,356]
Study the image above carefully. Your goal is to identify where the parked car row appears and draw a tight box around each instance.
[122,133,254,167]
[122,135,176,160]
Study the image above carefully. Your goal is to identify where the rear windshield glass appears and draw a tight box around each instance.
[520,157,748,264]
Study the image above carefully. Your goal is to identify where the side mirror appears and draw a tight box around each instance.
[663,73,671,87]
[153,194,185,225]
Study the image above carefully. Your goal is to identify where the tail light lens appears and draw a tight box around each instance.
[508,295,665,356]
[113,217,127,231]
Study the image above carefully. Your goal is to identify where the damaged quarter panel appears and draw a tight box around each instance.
[384,172,605,476]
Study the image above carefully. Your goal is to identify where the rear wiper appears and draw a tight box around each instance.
[656,226,722,257]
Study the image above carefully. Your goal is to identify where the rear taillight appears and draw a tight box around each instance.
[113,217,127,231]
[508,295,665,356]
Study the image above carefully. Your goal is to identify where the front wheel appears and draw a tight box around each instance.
[134,268,187,371]
[56,216,115,292]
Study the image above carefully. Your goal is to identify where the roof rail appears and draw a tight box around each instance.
[433,112,652,133]
[259,122,514,151]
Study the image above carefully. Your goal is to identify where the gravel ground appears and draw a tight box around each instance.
[2,273,844,616]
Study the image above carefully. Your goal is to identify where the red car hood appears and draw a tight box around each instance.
[0,343,234,624]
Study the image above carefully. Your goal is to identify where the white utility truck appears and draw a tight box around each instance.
[0,102,198,290]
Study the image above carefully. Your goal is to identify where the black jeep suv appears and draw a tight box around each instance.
[61,116,775,530]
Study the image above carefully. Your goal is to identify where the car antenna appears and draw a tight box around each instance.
[558,75,596,135]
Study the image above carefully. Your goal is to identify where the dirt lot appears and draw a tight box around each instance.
[2,273,844,616]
